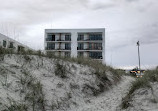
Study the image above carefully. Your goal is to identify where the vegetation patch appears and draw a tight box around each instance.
[121,67,158,109]
[54,61,68,78]
[1,70,47,111]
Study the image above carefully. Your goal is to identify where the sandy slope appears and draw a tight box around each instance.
[0,54,121,111]
[125,82,158,111]
[73,76,135,111]
[0,54,139,111]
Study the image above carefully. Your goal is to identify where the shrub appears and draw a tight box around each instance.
[5,103,28,111]
[70,83,80,89]
[121,77,151,109]
[54,61,68,78]
[121,68,158,109]
[23,55,31,62]
[46,52,56,58]
[14,70,46,111]
[0,47,15,55]
[82,84,99,96]
[36,50,42,57]
[26,49,34,55]
[25,81,46,111]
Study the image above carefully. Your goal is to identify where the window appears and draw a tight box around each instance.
[78,34,84,41]
[65,52,70,57]
[18,46,24,52]
[65,43,71,50]
[46,34,55,41]
[78,43,84,50]
[89,34,102,40]
[78,52,84,57]
[89,43,102,50]
[9,42,14,48]
[89,52,102,59]
[3,40,6,47]
[46,43,55,50]
[89,43,92,50]
[65,34,71,41]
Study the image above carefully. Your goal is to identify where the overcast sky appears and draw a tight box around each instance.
[0,0,158,68]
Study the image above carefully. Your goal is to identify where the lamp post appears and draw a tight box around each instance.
[137,41,141,70]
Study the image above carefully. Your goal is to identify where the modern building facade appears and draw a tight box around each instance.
[44,28,105,62]
[0,33,31,52]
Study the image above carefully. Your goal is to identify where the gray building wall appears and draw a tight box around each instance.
[0,33,32,52]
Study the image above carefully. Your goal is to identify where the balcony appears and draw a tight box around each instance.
[77,39,102,43]
[90,56,103,59]
[45,47,71,51]
[46,38,55,41]
[77,47,102,51]
[77,34,102,42]
[45,47,55,50]
[56,39,71,42]
[46,39,71,43]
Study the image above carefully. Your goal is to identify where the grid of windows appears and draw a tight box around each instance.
[46,43,55,50]
[65,34,71,41]
[89,52,102,59]
[89,34,102,40]
[45,30,104,61]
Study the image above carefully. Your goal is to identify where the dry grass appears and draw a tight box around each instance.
[121,67,158,109]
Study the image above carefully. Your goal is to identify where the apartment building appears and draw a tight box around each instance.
[44,28,105,62]
[0,33,31,52]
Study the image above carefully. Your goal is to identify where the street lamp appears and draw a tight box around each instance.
[137,41,141,70]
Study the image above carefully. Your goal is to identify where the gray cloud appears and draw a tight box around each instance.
[0,0,158,66]
[126,0,139,2]
[91,3,116,10]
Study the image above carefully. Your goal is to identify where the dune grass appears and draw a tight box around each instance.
[121,67,158,109]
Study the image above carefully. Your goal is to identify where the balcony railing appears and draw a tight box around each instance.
[57,39,64,41]
[45,47,55,50]
[77,47,102,50]
[57,39,71,41]
[45,47,71,50]
[77,38,102,41]
[46,38,71,42]
[46,38,55,41]
[89,56,103,59]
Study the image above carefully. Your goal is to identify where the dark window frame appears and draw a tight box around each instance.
[46,43,55,50]
[3,40,7,47]
[65,43,71,50]
[9,42,14,48]
[89,52,102,59]
[78,34,84,41]
[78,43,84,50]
[46,34,55,41]
[89,34,102,40]
[65,34,71,41]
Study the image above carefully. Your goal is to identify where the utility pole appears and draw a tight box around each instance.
[137,41,141,70]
